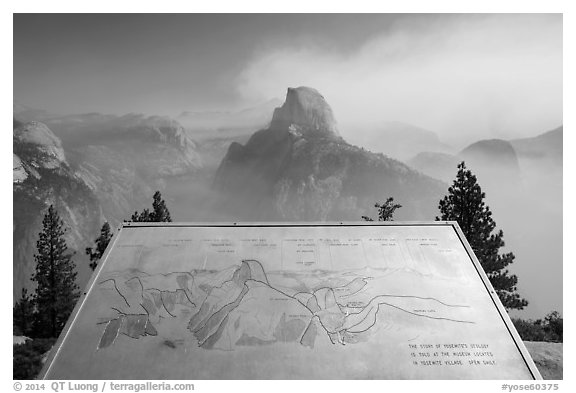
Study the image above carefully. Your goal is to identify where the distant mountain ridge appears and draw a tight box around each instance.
[408,127,562,183]
[459,138,522,190]
[408,137,524,204]
[511,126,562,165]
[346,121,454,161]
[461,139,520,168]
[177,98,283,133]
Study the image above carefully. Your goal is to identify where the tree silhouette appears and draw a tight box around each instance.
[437,162,528,310]
[13,338,56,380]
[31,205,80,337]
[13,288,34,336]
[362,197,402,221]
[86,222,113,271]
[129,191,172,222]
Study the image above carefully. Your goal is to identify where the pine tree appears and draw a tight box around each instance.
[151,191,172,222]
[437,162,528,310]
[86,222,113,271]
[362,197,402,221]
[13,288,34,336]
[130,208,151,222]
[129,191,172,222]
[31,205,80,338]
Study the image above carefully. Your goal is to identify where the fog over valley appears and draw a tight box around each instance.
[13,14,562,320]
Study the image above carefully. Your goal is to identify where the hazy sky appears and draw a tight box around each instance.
[14,13,562,145]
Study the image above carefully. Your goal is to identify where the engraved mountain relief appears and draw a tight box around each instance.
[97,259,473,351]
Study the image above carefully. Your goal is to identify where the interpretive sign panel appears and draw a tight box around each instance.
[40,222,541,379]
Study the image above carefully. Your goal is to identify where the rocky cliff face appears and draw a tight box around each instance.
[13,121,67,168]
[13,121,103,301]
[214,87,445,221]
[270,87,340,137]
[42,113,204,223]
[44,113,202,176]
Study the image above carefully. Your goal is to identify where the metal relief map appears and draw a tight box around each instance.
[41,223,540,379]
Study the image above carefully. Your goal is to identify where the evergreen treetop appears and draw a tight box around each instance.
[86,222,114,271]
[129,191,172,222]
[437,162,528,310]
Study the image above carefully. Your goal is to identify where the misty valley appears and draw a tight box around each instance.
[13,86,562,321]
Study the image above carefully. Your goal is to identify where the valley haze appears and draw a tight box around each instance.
[13,13,562,320]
